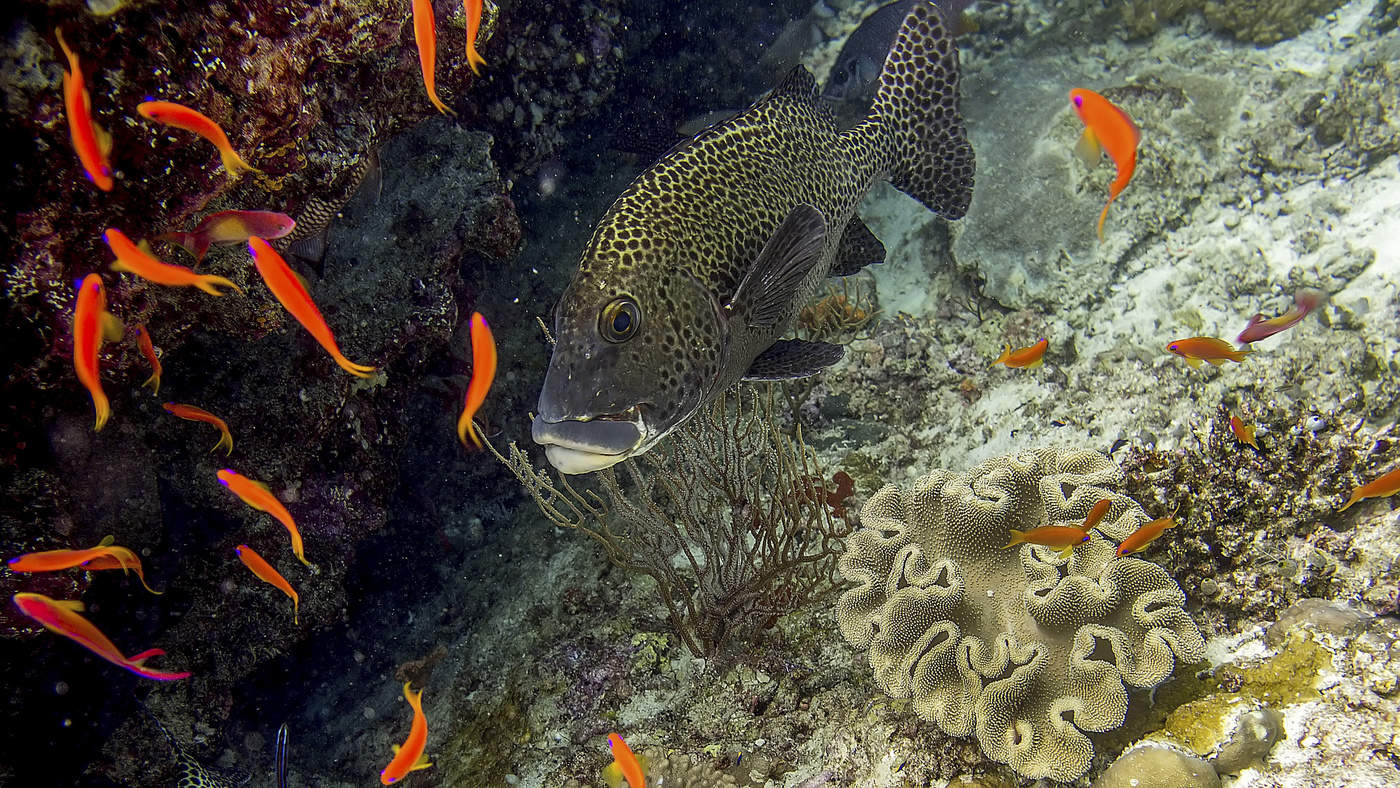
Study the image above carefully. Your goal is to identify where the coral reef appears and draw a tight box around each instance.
[835,447,1205,781]
[1118,0,1348,42]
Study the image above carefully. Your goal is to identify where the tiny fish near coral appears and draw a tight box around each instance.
[1004,524,1089,557]
[411,0,457,117]
[8,535,163,594]
[1337,465,1400,512]
[217,469,311,566]
[990,337,1048,369]
[1167,336,1251,368]
[1116,509,1177,557]
[464,0,488,75]
[158,209,296,263]
[1230,415,1259,449]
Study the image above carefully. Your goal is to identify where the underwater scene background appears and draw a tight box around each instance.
[1,0,1398,786]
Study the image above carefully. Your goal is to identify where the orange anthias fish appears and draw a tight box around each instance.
[412,0,457,117]
[163,402,234,455]
[1004,525,1089,558]
[247,237,376,378]
[1338,465,1400,512]
[217,469,311,566]
[11,592,190,680]
[1229,415,1259,449]
[134,324,162,395]
[105,228,242,295]
[603,733,647,788]
[137,100,260,179]
[158,210,296,263]
[1236,287,1327,344]
[464,0,487,75]
[989,338,1048,369]
[56,28,114,191]
[235,544,299,624]
[1081,498,1112,532]
[1070,88,1141,241]
[456,312,498,448]
[1116,510,1177,557]
[72,274,124,430]
[8,535,162,594]
[1166,336,1251,368]
[380,682,432,784]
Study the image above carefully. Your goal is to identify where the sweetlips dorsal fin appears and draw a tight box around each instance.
[726,203,828,329]
[829,215,885,276]
[767,64,820,103]
[742,339,844,380]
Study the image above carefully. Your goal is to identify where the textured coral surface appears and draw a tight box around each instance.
[837,448,1205,781]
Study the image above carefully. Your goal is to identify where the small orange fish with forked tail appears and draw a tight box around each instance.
[8,535,162,594]
[1004,525,1088,558]
[105,228,242,295]
[56,28,114,191]
[457,312,497,448]
[1116,509,1177,557]
[217,469,311,566]
[412,0,456,117]
[1166,336,1251,369]
[73,274,123,430]
[163,402,234,455]
[137,100,259,179]
[990,338,1048,369]
[380,682,432,784]
[247,237,376,378]
[1070,88,1141,241]
[1338,466,1400,512]
[235,544,299,624]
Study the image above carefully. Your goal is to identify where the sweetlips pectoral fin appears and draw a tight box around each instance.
[728,203,828,329]
[742,339,844,381]
[829,215,885,276]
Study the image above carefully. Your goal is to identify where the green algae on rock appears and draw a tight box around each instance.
[836,447,1205,782]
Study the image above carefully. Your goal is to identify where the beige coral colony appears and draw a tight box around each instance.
[836,448,1205,781]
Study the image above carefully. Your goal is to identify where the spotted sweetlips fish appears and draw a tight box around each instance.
[534,0,975,474]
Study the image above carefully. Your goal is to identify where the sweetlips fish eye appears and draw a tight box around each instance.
[599,296,640,342]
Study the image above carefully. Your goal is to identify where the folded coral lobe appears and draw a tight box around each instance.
[835,447,1205,782]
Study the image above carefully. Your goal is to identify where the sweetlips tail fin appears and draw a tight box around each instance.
[867,0,975,219]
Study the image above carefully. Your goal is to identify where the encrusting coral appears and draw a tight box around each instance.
[835,447,1205,782]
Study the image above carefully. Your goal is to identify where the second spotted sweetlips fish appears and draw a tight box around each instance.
[533,1,974,473]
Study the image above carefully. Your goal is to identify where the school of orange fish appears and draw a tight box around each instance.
[991,88,1398,563]
[10,15,1399,788]
[12,6,506,783]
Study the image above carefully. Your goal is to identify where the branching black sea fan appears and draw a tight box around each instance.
[490,386,853,657]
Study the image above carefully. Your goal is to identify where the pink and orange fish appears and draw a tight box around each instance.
[137,100,259,179]
[1004,525,1089,558]
[159,210,296,263]
[456,312,497,448]
[1236,288,1326,344]
[1070,88,1141,241]
[12,592,189,680]
[1338,465,1400,512]
[1116,510,1177,557]
[235,544,299,625]
[464,0,488,75]
[602,733,647,788]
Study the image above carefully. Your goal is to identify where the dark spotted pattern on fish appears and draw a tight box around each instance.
[142,706,246,788]
[535,1,973,473]
[279,148,379,247]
